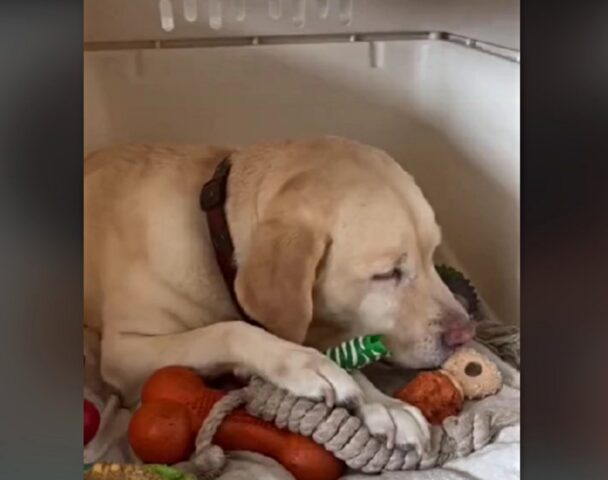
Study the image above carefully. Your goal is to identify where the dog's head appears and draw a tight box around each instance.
[234,137,474,369]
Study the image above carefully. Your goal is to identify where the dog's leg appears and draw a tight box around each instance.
[351,370,430,455]
[101,315,363,408]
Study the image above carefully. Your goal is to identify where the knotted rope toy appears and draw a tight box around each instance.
[127,335,392,480]
[125,339,515,480]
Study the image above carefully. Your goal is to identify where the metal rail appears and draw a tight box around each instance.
[84,30,520,63]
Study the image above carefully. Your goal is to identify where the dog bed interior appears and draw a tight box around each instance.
[84,2,520,478]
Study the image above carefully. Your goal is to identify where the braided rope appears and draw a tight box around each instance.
[173,390,248,480]
[181,376,518,479]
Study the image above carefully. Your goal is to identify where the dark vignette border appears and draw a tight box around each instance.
[522,1,608,478]
[0,1,83,478]
[0,1,607,478]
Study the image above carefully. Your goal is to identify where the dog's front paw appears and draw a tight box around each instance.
[262,345,363,409]
[357,399,430,455]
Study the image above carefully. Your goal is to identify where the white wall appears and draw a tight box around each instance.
[411,44,519,325]
[84,40,519,325]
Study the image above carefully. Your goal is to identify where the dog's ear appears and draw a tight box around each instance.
[234,219,328,344]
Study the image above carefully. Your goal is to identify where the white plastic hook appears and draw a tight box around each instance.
[209,0,223,30]
[269,0,282,20]
[159,0,175,32]
[292,0,306,28]
[233,0,246,21]
[338,0,353,26]
[128,49,146,81]
[369,41,385,69]
[317,0,330,19]
[183,0,198,22]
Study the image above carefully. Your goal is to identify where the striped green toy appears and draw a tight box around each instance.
[325,334,390,371]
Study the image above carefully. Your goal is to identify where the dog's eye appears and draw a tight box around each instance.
[372,268,403,282]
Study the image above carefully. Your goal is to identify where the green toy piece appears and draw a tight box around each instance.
[147,465,194,480]
[435,264,479,319]
[325,334,390,371]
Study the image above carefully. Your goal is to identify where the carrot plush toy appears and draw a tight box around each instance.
[396,347,502,425]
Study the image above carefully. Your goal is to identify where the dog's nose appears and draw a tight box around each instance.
[441,312,476,348]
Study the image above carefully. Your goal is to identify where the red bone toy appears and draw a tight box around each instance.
[129,350,502,480]
[128,366,345,480]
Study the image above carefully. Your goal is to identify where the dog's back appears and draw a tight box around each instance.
[84,144,234,332]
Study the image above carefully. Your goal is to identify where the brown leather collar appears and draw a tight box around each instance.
[200,156,263,329]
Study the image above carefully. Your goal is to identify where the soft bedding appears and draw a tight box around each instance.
[84,331,519,480]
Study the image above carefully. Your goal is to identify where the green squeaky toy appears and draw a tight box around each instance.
[325,334,390,371]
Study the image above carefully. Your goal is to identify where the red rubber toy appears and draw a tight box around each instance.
[84,398,101,446]
[128,366,345,480]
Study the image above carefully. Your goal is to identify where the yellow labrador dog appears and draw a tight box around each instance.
[84,136,474,453]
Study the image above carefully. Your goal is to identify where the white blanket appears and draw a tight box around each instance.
[84,332,520,480]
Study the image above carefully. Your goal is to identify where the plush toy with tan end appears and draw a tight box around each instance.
[396,348,503,425]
